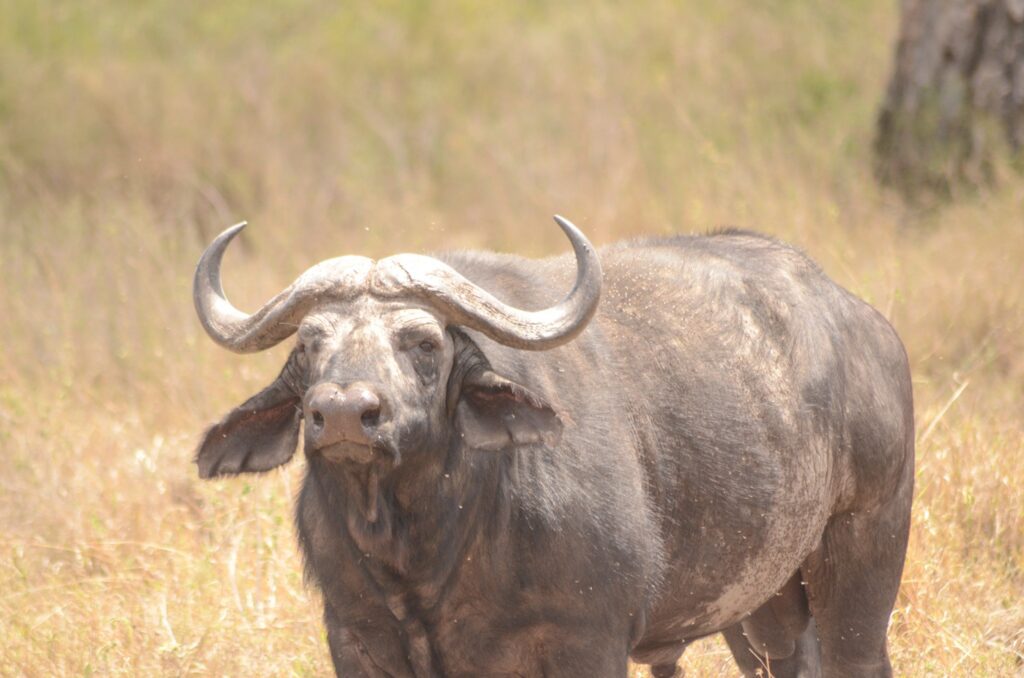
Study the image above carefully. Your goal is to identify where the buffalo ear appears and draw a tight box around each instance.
[455,367,563,452]
[196,373,302,479]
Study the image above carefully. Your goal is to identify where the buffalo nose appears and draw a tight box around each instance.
[304,382,383,448]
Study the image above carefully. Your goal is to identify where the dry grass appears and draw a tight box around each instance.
[1,1,1022,675]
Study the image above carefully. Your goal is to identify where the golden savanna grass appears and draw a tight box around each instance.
[1,1,1022,675]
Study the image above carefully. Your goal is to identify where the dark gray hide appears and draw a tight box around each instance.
[194,227,914,678]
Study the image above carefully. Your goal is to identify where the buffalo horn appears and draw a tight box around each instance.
[194,216,601,353]
[193,223,371,352]
[371,216,602,350]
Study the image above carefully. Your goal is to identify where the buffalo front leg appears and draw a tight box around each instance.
[324,605,414,677]
[325,623,376,677]
[649,661,684,678]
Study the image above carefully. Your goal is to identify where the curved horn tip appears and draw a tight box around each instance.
[552,214,575,231]
[552,214,593,247]
[201,222,249,263]
[221,221,248,239]
[201,222,249,256]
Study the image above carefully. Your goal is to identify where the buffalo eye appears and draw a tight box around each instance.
[404,336,440,385]
[292,341,307,369]
[296,330,325,359]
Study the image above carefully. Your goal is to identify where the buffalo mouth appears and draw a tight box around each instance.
[307,438,399,467]
[306,441,397,524]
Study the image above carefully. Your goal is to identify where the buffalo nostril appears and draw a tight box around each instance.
[305,383,382,447]
[361,407,381,428]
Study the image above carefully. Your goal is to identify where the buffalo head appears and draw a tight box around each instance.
[192,217,601,484]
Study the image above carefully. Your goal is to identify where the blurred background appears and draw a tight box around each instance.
[1,1,1021,675]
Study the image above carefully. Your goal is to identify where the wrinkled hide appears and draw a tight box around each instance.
[195,229,914,677]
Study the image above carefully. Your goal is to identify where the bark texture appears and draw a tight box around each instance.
[875,0,1024,198]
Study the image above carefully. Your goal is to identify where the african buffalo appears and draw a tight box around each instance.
[193,217,913,677]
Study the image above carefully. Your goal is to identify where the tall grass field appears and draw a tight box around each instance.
[1,1,1021,675]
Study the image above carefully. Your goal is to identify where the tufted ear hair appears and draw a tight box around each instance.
[447,329,563,452]
[196,358,303,479]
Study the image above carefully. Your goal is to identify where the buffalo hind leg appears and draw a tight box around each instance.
[801,482,912,677]
[723,617,822,678]
[722,570,822,677]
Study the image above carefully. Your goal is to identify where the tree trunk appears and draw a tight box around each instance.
[875,0,1024,200]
